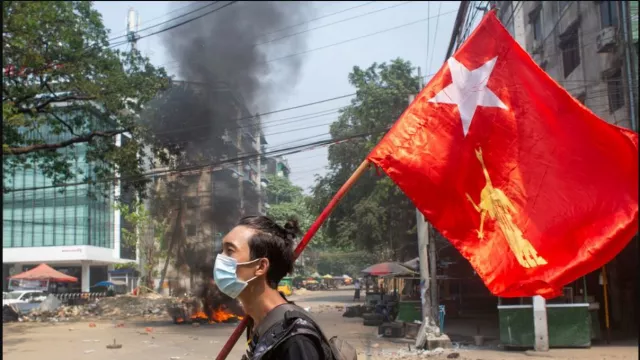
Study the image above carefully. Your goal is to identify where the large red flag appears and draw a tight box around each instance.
[367,11,638,298]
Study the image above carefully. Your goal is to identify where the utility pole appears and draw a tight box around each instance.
[126,8,140,51]
[412,68,449,349]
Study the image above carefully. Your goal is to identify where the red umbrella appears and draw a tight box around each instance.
[10,263,78,283]
[361,262,417,277]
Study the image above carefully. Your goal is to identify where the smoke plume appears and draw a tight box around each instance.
[140,1,314,286]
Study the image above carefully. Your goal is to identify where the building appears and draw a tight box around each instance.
[264,155,291,179]
[145,80,267,293]
[444,0,639,340]
[3,120,136,293]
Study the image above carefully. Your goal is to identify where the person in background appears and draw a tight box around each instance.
[353,279,361,301]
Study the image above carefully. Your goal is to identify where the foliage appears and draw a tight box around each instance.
[309,59,421,262]
[264,174,329,248]
[114,262,138,270]
[315,250,378,277]
[115,200,169,289]
[2,1,169,196]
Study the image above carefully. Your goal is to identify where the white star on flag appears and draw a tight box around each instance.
[428,56,508,136]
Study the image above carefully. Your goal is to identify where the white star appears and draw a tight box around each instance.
[428,57,508,136]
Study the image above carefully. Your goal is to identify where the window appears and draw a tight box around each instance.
[607,71,625,112]
[532,10,542,41]
[560,28,580,77]
[600,1,618,28]
[186,223,197,236]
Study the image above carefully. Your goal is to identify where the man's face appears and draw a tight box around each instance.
[221,225,264,284]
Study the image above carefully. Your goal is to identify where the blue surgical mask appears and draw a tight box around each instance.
[214,254,260,299]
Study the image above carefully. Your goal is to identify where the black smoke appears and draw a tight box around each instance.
[140,1,314,284]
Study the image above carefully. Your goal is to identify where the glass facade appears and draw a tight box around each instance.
[3,114,115,249]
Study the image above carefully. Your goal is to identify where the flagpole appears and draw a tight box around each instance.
[215,159,372,360]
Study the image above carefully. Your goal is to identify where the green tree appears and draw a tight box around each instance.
[309,59,420,262]
[116,200,169,291]
[2,1,169,196]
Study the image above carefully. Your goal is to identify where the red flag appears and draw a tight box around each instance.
[367,11,638,298]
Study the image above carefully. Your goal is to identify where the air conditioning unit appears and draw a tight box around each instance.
[596,26,617,53]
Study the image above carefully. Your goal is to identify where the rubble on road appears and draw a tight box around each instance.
[7,293,180,323]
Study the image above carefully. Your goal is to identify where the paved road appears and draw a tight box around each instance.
[3,288,638,360]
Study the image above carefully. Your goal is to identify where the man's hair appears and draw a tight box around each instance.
[237,216,301,289]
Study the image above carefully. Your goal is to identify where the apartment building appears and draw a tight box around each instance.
[450,0,639,338]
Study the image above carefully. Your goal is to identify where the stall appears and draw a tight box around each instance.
[8,263,78,293]
[498,277,600,349]
[361,262,418,324]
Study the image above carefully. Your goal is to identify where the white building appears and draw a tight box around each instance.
[3,133,137,293]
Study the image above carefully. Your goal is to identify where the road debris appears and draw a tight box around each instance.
[106,339,123,349]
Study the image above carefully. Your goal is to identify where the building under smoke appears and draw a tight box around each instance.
[140,1,314,292]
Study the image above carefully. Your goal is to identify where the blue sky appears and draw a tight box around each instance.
[94,1,461,192]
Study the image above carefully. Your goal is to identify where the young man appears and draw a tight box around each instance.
[214,216,327,360]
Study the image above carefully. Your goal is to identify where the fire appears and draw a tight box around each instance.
[210,307,237,323]
[191,311,209,321]
[176,317,184,324]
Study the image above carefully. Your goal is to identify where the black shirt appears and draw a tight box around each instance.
[265,334,323,360]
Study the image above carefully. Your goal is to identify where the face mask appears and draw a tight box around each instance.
[214,254,260,299]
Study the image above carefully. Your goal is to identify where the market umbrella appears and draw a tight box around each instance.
[10,263,78,282]
[322,274,333,279]
[361,262,417,277]
[342,275,352,279]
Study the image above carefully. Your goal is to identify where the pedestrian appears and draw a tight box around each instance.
[354,279,361,301]
[215,216,339,360]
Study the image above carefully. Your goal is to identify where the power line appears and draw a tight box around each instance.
[428,2,443,73]
[107,2,221,43]
[107,1,237,50]
[5,125,391,193]
[253,2,413,47]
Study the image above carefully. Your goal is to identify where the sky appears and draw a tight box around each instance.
[93,1,461,193]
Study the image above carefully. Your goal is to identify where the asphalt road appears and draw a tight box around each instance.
[3,288,638,360]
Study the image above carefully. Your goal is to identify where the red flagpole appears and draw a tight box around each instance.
[215,159,371,360]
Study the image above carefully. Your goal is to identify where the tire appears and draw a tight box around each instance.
[362,313,384,321]
[363,318,383,326]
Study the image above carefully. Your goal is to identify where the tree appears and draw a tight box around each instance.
[3,1,169,196]
[309,59,421,262]
[116,200,169,291]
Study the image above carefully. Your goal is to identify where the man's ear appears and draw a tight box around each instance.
[255,258,270,277]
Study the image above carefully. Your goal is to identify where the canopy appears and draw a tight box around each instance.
[342,275,352,279]
[322,274,333,279]
[310,272,321,278]
[361,262,417,277]
[9,263,78,283]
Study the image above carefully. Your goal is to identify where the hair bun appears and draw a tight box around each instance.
[283,218,301,244]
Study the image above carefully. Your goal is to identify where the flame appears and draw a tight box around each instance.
[210,307,237,323]
[176,317,184,324]
[191,311,209,321]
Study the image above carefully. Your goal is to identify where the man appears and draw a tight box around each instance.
[353,279,361,301]
[214,216,328,360]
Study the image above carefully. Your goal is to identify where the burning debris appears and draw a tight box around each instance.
[168,280,244,325]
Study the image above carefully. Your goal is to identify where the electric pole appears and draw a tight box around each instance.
[126,7,140,51]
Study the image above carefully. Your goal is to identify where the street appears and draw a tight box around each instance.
[3,288,638,360]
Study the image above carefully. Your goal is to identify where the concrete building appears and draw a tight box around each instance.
[146,80,267,293]
[446,0,639,339]
[3,129,136,293]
